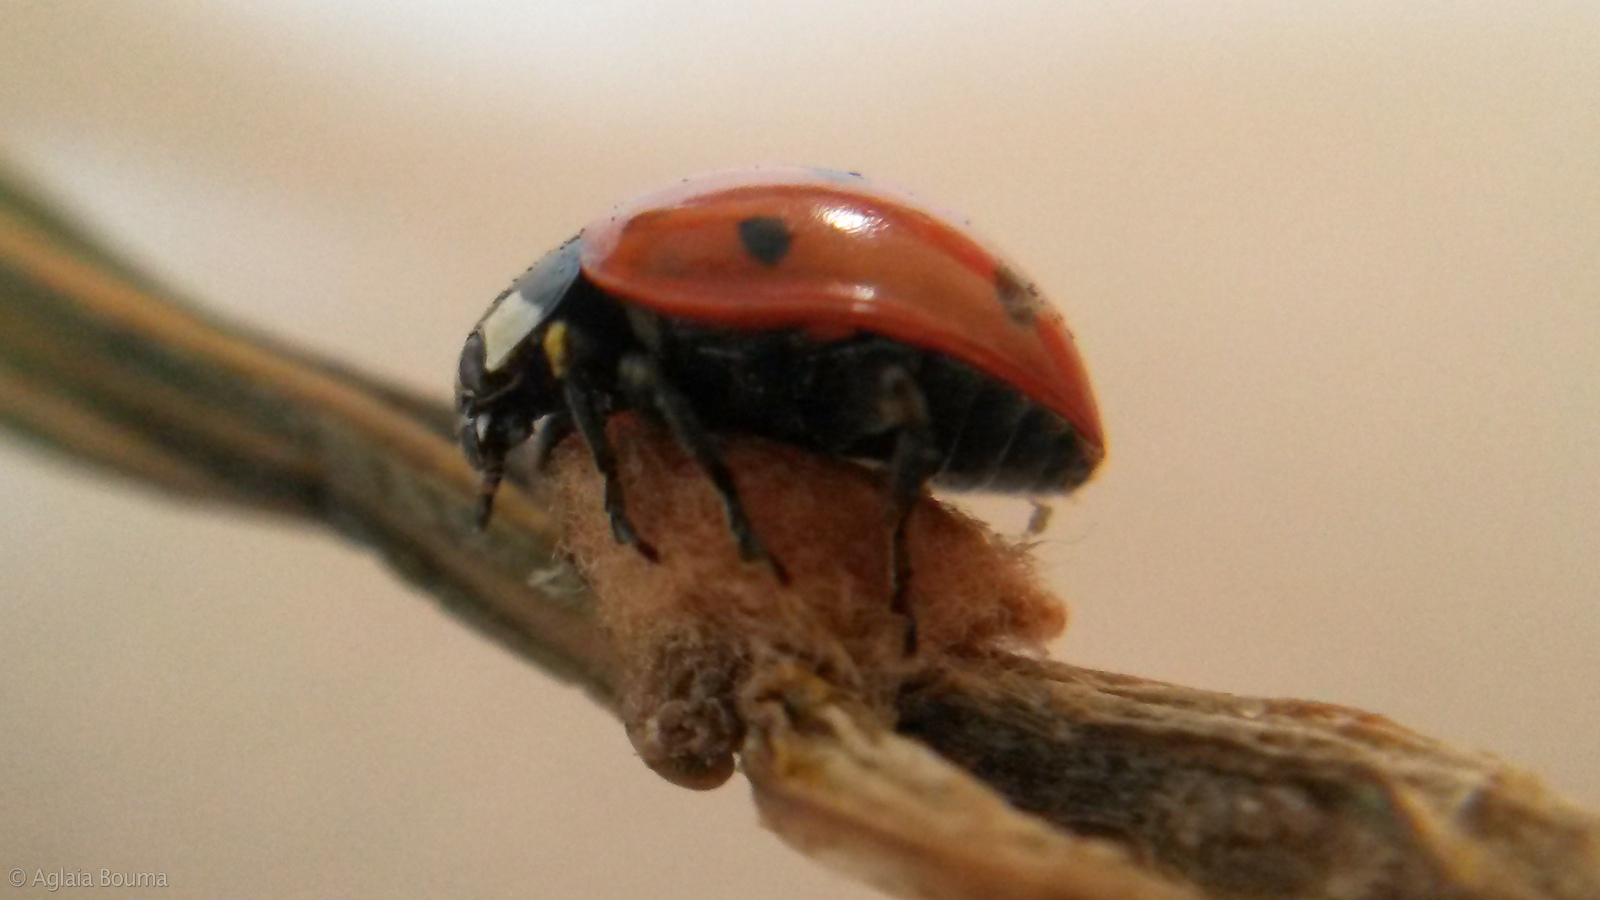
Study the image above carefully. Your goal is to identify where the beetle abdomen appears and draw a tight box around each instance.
[650,320,1096,495]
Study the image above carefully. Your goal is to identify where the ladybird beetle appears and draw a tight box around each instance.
[456,167,1104,650]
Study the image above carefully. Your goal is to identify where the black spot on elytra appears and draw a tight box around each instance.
[994,264,1042,326]
[738,216,792,266]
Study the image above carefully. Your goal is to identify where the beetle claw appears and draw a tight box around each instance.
[607,510,659,562]
[739,536,790,584]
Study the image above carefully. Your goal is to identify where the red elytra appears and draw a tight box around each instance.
[578,167,1104,456]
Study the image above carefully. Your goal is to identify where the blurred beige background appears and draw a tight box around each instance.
[1,3,1595,898]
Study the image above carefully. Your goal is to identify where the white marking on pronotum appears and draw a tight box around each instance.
[478,289,543,372]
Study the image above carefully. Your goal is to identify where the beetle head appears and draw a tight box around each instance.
[455,327,560,525]
[455,238,586,525]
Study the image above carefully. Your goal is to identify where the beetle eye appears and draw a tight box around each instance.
[457,332,487,406]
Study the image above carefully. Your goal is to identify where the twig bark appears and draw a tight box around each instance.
[1,168,1595,900]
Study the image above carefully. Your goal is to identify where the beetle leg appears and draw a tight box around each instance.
[529,410,574,472]
[461,412,503,529]
[472,463,503,530]
[563,367,659,562]
[463,411,528,530]
[881,365,940,655]
[618,352,789,583]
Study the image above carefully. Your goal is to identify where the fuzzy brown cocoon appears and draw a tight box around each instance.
[550,415,1064,789]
